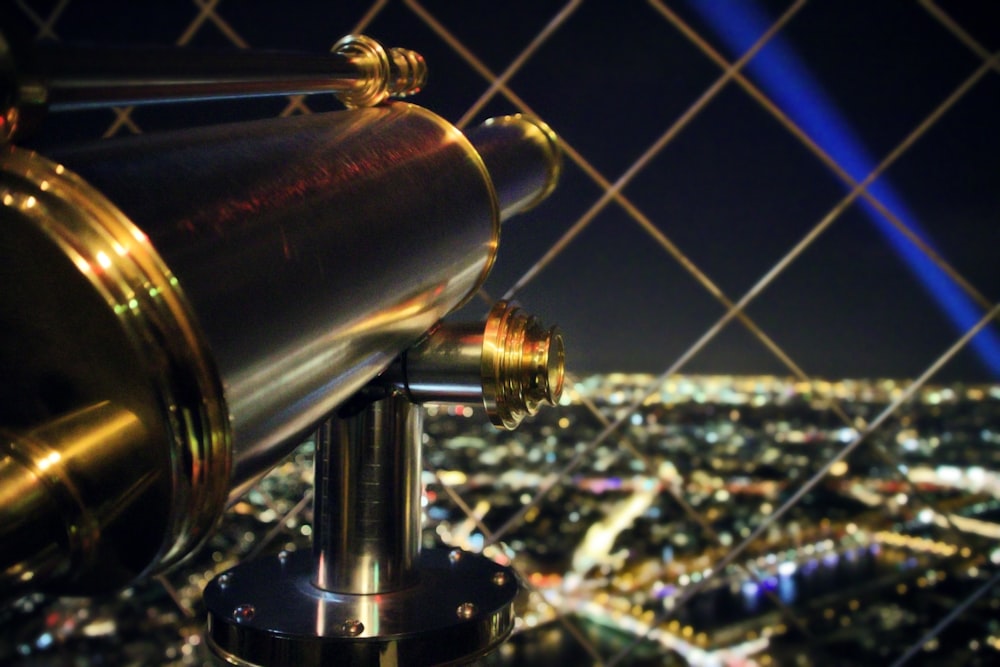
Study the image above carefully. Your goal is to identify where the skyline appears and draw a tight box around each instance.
[6,370,999,666]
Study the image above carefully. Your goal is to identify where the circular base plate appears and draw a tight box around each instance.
[204,548,517,666]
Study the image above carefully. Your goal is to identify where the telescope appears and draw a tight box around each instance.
[0,35,564,665]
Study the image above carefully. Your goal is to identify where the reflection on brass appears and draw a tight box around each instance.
[0,145,231,593]
[467,114,562,219]
[387,45,428,99]
[331,35,427,108]
[0,31,30,143]
[0,402,149,592]
[482,301,565,429]
[0,97,564,592]
[394,301,565,430]
[40,103,502,500]
[0,33,569,662]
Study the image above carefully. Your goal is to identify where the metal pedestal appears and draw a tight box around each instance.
[204,548,517,666]
[204,395,518,667]
[204,302,565,666]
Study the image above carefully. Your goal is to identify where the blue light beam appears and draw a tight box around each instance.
[687,0,1000,378]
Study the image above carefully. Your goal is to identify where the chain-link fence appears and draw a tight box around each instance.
[4,1,1000,665]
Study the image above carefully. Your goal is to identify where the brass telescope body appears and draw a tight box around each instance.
[0,101,561,595]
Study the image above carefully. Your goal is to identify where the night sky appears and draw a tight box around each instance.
[7,0,1000,381]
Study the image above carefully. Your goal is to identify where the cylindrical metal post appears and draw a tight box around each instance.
[204,386,520,666]
[313,394,422,594]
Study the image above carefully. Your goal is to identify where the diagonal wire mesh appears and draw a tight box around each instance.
[5,1,1000,666]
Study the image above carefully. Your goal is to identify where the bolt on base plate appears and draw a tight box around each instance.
[204,548,518,667]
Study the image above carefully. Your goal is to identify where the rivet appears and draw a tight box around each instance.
[449,549,463,564]
[278,550,290,564]
[341,619,364,636]
[456,602,477,619]
[217,573,232,589]
[492,571,508,587]
[233,604,255,623]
